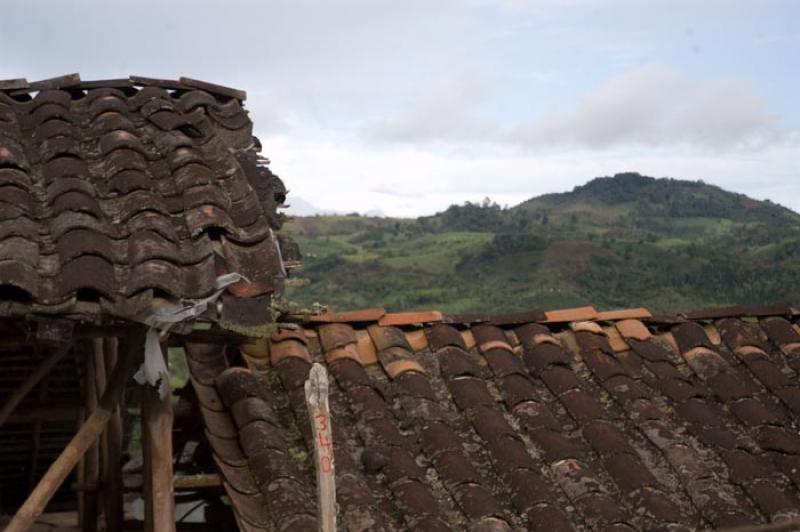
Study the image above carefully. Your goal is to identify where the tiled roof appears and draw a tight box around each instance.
[0,74,287,324]
[184,304,800,531]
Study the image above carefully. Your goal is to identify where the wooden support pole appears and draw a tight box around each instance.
[82,344,100,532]
[5,327,144,532]
[0,344,70,429]
[141,340,176,532]
[101,337,124,532]
[305,363,337,532]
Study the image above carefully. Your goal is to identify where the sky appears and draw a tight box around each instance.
[2,0,798,216]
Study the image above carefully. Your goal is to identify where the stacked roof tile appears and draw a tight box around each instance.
[183,304,800,531]
[0,74,288,325]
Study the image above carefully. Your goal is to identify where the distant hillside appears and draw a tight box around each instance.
[516,172,800,229]
[284,173,800,314]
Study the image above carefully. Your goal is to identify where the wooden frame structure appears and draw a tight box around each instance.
[0,74,293,531]
[0,319,256,531]
[0,324,172,532]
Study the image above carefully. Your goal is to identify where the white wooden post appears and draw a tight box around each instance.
[304,363,336,532]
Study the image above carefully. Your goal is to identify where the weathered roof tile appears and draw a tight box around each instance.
[0,76,288,329]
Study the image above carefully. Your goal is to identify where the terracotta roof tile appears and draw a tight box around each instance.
[182,303,800,529]
[378,310,443,326]
[570,320,605,334]
[0,75,287,327]
[405,329,429,352]
[596,308,653,321]
[354,329,378,365]
[269,339,310,365]
[461,329,476,350]
[308,307,386,323]
[604,326,630,352]
[318,323,357,351]
[325,343,361,364]
[543,305,598,323]
[614,320,652,342]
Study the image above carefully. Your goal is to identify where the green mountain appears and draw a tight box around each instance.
[284,173,800,314]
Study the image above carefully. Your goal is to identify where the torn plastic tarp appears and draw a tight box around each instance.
[134,273,246,399]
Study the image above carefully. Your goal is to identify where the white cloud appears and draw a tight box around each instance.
[367,64,787,152]
[365,70,499,143]
[512,64,782,151]
[260,121,800,217]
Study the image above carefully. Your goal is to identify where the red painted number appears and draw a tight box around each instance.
[314,410,334,473]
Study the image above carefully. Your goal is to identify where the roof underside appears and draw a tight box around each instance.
[0,74,287,325]
[184,304,800,531]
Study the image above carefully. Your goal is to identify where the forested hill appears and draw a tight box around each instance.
[284,173,800,314]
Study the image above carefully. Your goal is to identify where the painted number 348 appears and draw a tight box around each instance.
[315,411,334,473]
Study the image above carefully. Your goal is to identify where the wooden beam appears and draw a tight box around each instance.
[141,340,176,532]
[0,324,251,348]
[305,363,337,532]
[119,472,223,493]
[0,343,71,428]
[5,327,145,532]
[174,473,222,490]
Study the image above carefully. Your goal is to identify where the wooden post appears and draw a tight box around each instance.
[0,344,70,428]
[81,345,100,532]
[304,363,336,532]
[141,341,176,532]
[5,327,144,532]
[101,337,124,532]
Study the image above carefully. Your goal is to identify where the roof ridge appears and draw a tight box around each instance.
[0,74,246,101]
[288,302,799,328]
